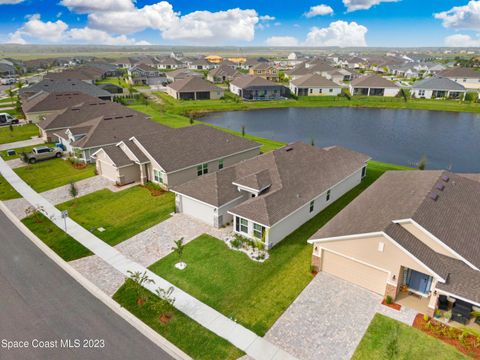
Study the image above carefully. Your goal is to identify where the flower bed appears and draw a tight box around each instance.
[413,314,480,358]
[224,234,269,262]
[381,299,402,311]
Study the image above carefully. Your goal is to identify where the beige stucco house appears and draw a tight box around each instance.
[173,142,369,248]
[92,125,261,188]
[309,171,480,318]
[350,74,399,97]
[166,77,224,100]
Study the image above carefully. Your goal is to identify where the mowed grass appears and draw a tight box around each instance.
[0,143,55,160]
[22,214,92,262]
[57,187,175,246]
[150,160,410,335]
[113,281,244,360]
[14,159,96,193]
[0,174,20,200]
[0,124,39,145]
[352,314,468,360]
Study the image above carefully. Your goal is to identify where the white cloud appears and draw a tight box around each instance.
[259,15,275,21]
[162,9,259,43]
[343,0,398,12]
[305,4,334,17]
[67,27,150,45]
[265,36,299,46]
[59,0,134,13]
[0,0,25,4]
[435,1,480,31]
[304,20,368,47]
[444,34,480,47]
[8,14,68,44]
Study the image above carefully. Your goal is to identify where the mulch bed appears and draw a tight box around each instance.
[381,299,401,311]
[413,314,480,359]
[142,184,166,197]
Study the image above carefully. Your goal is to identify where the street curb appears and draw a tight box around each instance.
[0,201,191,360]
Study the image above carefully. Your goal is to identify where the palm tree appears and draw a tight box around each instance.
[171,238,185,262]
[126,270,155,305]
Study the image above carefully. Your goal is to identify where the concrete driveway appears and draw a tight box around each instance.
[263,273,417,360]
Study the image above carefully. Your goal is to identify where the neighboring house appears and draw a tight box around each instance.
[22,91,99,123]
[93,124,261,187]
[128,64,166,86]
[98,83,124,94]
[165,69,202,83]
[155,56,185,70]
[248,63,279,82]
[289,74,342,96]
[240,57,270,70]
[287,52,304,66]
[324,69,353,83]
[309,170,480,318]
[43,66,106,84]
[438,67,480,91]
[188,58,214,71]
[0,62,16,77]
[170,52,184,60]
[411,77,467,100]
[416,62,446,75]
[20,79,113,101]
[214,59,237,69]
[38,100,158,161]
[173,142,369,247]
[166,77,224,100]
[207,65,240,83]
[230,75,287,100]
[390,64,419,79]
[114,58,136,69]
[285,62,336,81]
[350,75,399,97]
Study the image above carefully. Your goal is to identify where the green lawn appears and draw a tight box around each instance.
[57,186,175,247]
[14,159,95,193]
[0,174,20,200]
[352,314,468,360]
[0,143,55,160]
[96,77,128,88]
[149,160,410,336]
[0,124,39,145]
[22,214,93,262]
[113,281,244,360]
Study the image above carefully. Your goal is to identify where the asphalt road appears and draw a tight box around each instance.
[0,210,175,360]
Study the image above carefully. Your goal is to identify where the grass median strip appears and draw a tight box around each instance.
[113,280,244,360]
[0,173,21,200]
[57,186,175,247]
[352,314,468,360]
[149,160,410,336]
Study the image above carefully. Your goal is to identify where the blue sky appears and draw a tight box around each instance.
[0,0,478,47]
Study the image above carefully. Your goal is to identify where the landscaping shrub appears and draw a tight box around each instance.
[465,92,478,102]
[385,295,393,304]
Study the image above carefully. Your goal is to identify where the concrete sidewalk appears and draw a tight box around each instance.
[0,158,296,360]
[0,137,44,151]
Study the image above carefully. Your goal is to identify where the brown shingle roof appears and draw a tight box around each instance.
[351,74,399,88]
[174,142,369,226]
[132,124,261,173]
[167,77,223,92]
[439,67,480,79]
[22,91,99,114]
[231,75,279,88]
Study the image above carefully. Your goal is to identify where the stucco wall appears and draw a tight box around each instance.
[267,167,364,247]
[97,158,119,183]
[289,84,342,96]
[118,164,140,185]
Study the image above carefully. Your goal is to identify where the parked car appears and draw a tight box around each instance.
[1,77,16,85]
[21,146,63,164]
[0,113,19,126]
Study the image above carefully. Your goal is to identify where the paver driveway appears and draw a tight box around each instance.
[263,272,417,360]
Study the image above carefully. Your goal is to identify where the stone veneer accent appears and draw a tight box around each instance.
[384,283,398,301]
[311,254,321,272]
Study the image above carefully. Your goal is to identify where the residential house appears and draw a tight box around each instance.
[114,58,136,69]
[165,69,202,83]
[438,67,480,91]
[170,52,184,60]
[390,64,419,79]
[350,75,399,97]
[230,75,288,100]
[0,61,16,77]
[173,142,369,247]
[289,74,342,96]
[207,65,241,84]
[44,66,106,84]
[93,124,261,187]
[155,56,185,70]
[188,58,215,71]
[325,69,353,83]
[248,63,279,82]
[167,77,224,100]
[22,91,99,123]
[128,64,166,86]
[309,170,480,318]
[285,62,336,81]
[38,100,159,161]
[240,57,270,70]
[97,83,124,95]
[411,77,467,100]
[287,52,305,66]
[20,79,113,101]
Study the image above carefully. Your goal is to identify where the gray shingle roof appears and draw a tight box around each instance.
[412,77,466,91]
[168,77,223,92]
[20,79,112,99]
[291,74,341,88]
[439,67,480,79]
[174,142,369,226]
[22,91,99,114]
[351,74,399,88]
[100,145,133,167]
[231,75,280,88]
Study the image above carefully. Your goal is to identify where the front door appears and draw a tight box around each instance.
[406,269,432,294]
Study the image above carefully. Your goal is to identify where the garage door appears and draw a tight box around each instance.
[322,250,388,295]
[180,196,215,226]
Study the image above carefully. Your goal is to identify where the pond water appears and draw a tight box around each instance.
[201,107,480,172]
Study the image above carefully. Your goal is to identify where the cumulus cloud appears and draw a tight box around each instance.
[265,36,300,46]
[59,0,134,13]
[343,0,399,12]
[305,4,334,17]
[304,20,368,47]
[67,27,150,45]
[444,34,480,47]
[435,1,480,31]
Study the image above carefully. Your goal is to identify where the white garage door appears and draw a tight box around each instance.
[180,196,215,226]
[322,250,388,295]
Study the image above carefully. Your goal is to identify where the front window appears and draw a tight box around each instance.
[197,163,208,176]
[361,166,367,178]
[154,169,164,183]
[218,159,224,170]
[239,218,248,234]
[253,223,264,239]
[309,200,315,213]
[326,189,331,201]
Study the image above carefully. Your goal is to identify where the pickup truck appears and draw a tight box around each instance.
[22,146,63,164]
[0,113,19,126]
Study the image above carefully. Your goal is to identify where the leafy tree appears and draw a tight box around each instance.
[69,181,78,200]
[417,155,427,170]
[171,238,185,262]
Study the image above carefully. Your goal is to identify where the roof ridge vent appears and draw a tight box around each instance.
[429,192,439,201]
[436,183,445,191]
[285,146,293,152]
[442,175,450,182]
